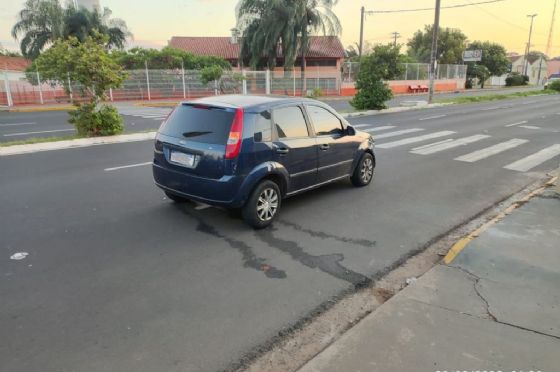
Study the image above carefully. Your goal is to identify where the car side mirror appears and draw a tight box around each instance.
[346,125,356,136]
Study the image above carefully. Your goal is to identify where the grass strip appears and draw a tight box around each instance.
[436,89,558,104]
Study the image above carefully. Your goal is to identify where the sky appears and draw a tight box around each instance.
[1,0,559,57]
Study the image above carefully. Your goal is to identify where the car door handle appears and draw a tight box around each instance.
[275,147,289,155]
[319,144,330,151]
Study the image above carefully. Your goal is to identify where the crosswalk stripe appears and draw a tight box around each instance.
[363,126,396,132]
[418,114,446,121]
[377,131,456,149]
[455,139,529,163]
[410,134,491,155]
[505,121,528,127]
[503,144,560,172]
[353,124,371,128]
[410,139,454,151]
[373,128,424,139]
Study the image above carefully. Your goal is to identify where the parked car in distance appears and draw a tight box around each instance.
[152,95,376,228]
[544,73,560,89]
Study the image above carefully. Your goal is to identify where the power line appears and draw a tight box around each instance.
[369,0,507,14]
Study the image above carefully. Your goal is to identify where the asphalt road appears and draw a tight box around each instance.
[1,94,560,372]
[0,86,541,143]
[0,105,169,143]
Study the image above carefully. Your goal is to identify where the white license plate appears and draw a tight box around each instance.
[170,151,195,168]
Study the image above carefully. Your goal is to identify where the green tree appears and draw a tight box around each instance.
[35,33,127,136]
[350,44,401,110]
[110,47,231,70]
[466,41,509,78]
[12,0,131,59]
[407,25,468,64]
[467,65,491,88]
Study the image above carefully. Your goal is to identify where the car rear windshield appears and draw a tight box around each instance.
[159,104,235,144]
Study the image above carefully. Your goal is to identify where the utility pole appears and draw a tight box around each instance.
[359,6,365,57]
[428,0,441,104]
[523,14,538,76]
[545,0,557,57]
[391,32,401,47]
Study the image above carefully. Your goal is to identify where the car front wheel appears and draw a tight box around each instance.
[351,152,375,187]
[242,180,281,229]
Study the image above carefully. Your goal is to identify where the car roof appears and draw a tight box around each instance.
[181,95,325,112]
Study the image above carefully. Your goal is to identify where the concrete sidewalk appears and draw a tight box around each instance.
[300,175,560,372]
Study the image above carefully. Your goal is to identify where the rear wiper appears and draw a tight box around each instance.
[182,131,212,138]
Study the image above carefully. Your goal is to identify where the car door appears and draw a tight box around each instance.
[271,105,318,193]
[305,105,356,182]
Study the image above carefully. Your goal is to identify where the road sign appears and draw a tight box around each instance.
[463,50,482,62]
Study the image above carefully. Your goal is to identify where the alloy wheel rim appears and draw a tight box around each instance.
[257,188,278,221]
[360,157,374,183]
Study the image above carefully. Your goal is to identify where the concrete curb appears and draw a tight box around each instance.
[1,105,75,113]
[0,132,156,156]
[135,101,178,107]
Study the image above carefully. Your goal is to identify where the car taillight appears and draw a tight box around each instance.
[225,108,244,159]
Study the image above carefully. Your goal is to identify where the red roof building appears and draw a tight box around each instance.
[0,56,31,71]
[168,35,345,71]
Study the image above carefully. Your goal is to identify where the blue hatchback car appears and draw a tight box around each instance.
[153,95,376,228]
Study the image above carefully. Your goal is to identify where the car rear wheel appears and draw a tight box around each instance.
[164,191,189,203]
[242,180,281,229]
[351,152,375,187]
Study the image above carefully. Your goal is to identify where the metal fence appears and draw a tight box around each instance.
[1,63,467,106]
[341,62,467,82]
[1,68,343,106]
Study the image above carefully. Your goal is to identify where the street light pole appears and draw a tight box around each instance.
[359,6,365,57]
[428,0,441,104]
[391,32,401,47]
[524,14,538,76]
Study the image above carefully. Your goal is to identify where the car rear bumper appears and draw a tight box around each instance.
[153,163,245,207]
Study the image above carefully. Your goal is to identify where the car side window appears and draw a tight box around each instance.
[254,111,272,142]
[307,106,343,136]
[273,106,309,138]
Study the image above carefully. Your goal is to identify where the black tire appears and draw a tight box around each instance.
[242,180,282,229]
[351,152,375,187]
[164,190,189,203]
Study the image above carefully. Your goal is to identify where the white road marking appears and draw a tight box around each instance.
[505,120,528,127]
[455,139,529,163]
[373,128,424,139]
[503,144,560,172]
[362,126,396,132]
[411,134,491,155]
[104,162,152,172]
[411,139,454,151]
[480,106,501,111]
[352,124,371,128]
[377,131,455,149]
[0,122,37,127]
[418,114,446,121]
[3,129,75,137]
[519,125,541,130]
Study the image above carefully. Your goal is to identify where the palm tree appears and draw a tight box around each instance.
[11,0,65,59]
[297,0,341,93]
[63,6,132,49]
[12,0,132,59]
[236,0,341,90]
